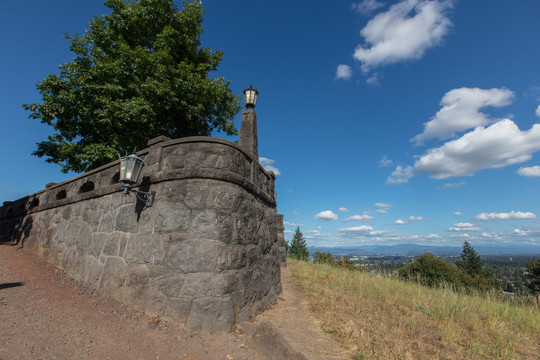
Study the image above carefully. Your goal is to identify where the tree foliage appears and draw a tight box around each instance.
[24,0,241,173]
[455,241,495,291]
[313,251,335,265]
[455,241,485,277]
[398,253,463,288]
[526,257,540,295]
[289,227,309,261]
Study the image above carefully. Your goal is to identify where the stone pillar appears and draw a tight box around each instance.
[238,108,258,160]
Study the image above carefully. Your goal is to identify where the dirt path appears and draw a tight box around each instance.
[0,242,348,360]
[255,266,349,360]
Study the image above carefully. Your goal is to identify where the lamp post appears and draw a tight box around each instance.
[119,153,155,207]
[239,85,259,159]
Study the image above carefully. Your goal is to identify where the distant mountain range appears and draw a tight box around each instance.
[308,243,540,257]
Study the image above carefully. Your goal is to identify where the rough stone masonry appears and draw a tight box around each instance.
[0,132,287,332]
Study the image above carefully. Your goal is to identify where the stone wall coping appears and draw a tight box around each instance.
[0,135,277,219]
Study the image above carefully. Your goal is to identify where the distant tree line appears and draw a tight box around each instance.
[286,228,363,271]
[398,241,540,297]
[284,233,540,298]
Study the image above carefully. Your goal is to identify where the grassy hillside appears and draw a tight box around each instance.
[288,258,540,360]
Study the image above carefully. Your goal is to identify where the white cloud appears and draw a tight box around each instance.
[411,87,515,145]
[366,73,380,86]
[536,105,540,118]
[259,157,281,175]
[284,221,303,227]
[480,232,498,239]
[395,215,428,224]
[376,209,387,214]
[441,181,466,189]
[335,64,353,80]
[517,166,540,177]
[414,119,540,179]
[448,222,481,232]
[339,207,349,213]
[339,225,374,233]
[379,155,393,167]
[314,210,338,222]
[453,211,463,216]
[353,0,453,72]
[514,229,528,236]
[387,165,413,184]
[344,214,374,222]
[374,202,392,208]
[475,211,536,221]
[352,0,385,15]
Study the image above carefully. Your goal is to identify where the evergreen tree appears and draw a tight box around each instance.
[526,257,540,295]
[455,241,485,277]
[455,241,494,291]
[289,227,309,260]
[24,0,240,173]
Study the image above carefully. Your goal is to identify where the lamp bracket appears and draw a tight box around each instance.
[123,184,155,207]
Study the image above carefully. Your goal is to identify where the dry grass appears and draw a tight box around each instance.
[288,258,540,360]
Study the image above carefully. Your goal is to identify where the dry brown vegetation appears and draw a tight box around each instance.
[288,258,540,360]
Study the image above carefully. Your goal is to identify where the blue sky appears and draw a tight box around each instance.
[2,0,540,249]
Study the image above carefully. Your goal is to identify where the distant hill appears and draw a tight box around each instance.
[308,243,540,257]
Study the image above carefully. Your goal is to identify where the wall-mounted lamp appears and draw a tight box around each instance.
[243,85,259,109]
[119,153,155,207]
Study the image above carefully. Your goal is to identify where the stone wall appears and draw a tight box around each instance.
[0,136,287,332]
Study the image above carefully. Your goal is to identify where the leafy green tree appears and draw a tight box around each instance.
[335,256,363,272]
[289,227,309,261]
[312,251,335,265]
[526,257,540,295]
[398,253,463,288]
[24,0,240,173]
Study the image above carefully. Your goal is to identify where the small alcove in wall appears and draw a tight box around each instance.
[55,190,67,200]
[79,181,95,193]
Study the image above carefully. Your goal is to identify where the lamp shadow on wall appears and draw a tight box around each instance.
[134,176,153,222]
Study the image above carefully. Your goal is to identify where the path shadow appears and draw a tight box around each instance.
[0,282,24,290]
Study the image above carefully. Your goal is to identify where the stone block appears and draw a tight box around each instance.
[183,180,210,209]
[163,298,192,323]
[206,185,243,212]
[233,217,259,245]
[165,239,227,273]
[154,201,190,233]
[127,264,150,286]
[186,296,235,333]
[126,284,168,315]
[181,273,213,297]
[101,233,121,256]
[85,256,104,287]
[157,274,186,297]
[97,211,116,233]
[189,210,233,243]
[81,205,102,232]
[115,205,139,233]
[124,234,165,265]
[99,257,128,294]
[90,234,107,257]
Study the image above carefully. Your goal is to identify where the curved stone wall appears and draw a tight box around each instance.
[0,136,286,332]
